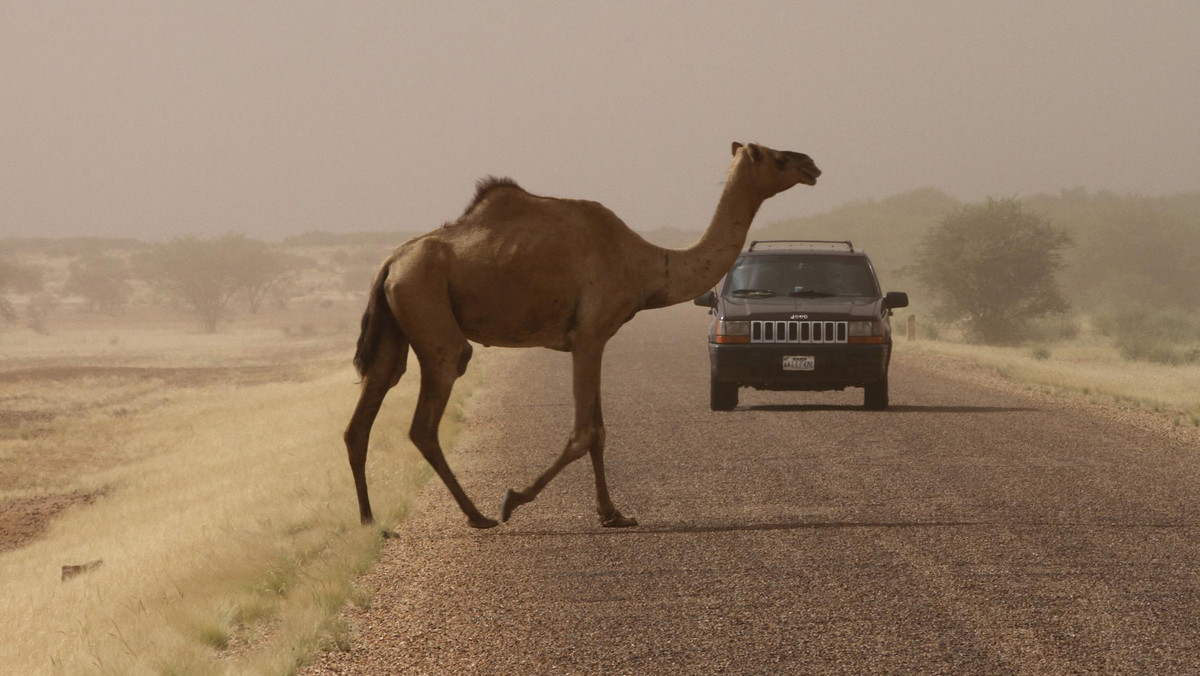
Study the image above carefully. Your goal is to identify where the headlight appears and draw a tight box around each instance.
[715,320,750,344]
[848,320,884,343]
[847,321,876,336]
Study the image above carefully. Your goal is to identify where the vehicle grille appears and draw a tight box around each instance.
[750,320,847,344]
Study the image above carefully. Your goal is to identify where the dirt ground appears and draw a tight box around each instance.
[0,491,104,554]
[0,332,349,555]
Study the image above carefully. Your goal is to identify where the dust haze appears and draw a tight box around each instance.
[3,1,1198,240]
[3,4,1200,671]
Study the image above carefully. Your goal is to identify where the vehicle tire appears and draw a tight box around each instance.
[864,377,888,410]
[710,377,738,411]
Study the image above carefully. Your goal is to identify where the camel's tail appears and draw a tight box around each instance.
[352,265,398,378]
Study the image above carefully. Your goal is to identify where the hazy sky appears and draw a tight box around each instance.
[3,1,1198,241]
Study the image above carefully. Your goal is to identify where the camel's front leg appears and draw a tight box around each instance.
[501,343,636,527]
[499,425,595,523]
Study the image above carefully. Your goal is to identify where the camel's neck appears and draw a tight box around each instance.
[643,160,763,308]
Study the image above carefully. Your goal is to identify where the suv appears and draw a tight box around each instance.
[694,240,908,411]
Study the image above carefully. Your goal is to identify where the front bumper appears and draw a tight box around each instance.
[709,342,890,391]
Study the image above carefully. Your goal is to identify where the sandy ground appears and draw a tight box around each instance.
[300,303,1200,675]
[0,339,344,554]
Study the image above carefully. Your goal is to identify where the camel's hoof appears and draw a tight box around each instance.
[600,513,639,528]
[500,488,525,522]
[468,515,499,529]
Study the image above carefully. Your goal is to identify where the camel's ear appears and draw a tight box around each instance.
[745,143,764,163]
[731,142,743,157]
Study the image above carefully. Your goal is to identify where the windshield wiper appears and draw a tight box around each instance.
[789,289,837,297]
[731,288,776,297]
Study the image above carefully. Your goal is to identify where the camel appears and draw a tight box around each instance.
[345,142,820,529]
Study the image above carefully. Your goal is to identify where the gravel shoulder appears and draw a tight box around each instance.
[304,303,1200,675]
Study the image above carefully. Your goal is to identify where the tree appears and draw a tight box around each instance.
[0,258,44,325]
[232,243,302,314]
[912,198,1071,344]
[139,235,282,332]
[25,293,55,335]
[63,254,131,314]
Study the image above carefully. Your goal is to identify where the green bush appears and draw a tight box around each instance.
[1103,310,1199,364]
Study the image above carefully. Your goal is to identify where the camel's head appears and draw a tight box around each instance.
[731,142,821,197]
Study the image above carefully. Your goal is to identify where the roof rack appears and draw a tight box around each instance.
[747,240,855,252]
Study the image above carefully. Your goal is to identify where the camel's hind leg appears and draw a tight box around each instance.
[344,330,408,525]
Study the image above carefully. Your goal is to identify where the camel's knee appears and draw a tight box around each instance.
[565,426,599,462]
[408,424,446,465]
[408,424,441,455]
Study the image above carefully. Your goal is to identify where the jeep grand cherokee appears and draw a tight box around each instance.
[694,240,908,411]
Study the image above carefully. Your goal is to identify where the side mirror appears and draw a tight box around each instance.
[693,290,716,307]
[883,291,909,310]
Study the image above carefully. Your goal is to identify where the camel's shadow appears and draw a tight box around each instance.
[497,518,1199,537]
[742,404,1038,414]
[496,519,994,538]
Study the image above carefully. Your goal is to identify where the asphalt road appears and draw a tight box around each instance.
[305,303,1200,675]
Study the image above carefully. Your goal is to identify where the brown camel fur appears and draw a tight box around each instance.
[346,142,820,529]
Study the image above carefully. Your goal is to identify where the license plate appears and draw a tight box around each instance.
[782,355,815,371]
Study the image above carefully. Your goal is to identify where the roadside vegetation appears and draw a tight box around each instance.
[0,234,483,675]
[0,346,481,675]
[898,323,1200,428]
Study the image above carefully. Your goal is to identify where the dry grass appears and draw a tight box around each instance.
[901,333,1200,424]
[0,325,481,675]
[0,328,347,500]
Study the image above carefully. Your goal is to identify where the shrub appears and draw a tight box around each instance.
[1104,309,1199,365]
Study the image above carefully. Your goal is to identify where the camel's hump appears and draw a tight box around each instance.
[462,176,525,216]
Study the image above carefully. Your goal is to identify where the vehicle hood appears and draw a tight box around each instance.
[718,296,882,321]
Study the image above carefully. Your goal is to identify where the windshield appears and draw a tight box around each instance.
[723,254,879,298]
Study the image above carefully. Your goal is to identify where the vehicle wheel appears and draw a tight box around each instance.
[864,377,888,410]
[710,377,738,411]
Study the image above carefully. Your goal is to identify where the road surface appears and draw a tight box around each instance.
[304,303,1200,675]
